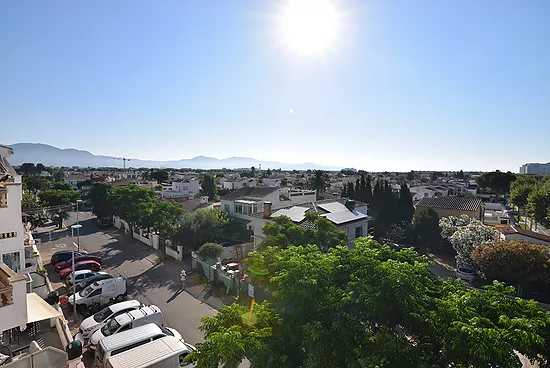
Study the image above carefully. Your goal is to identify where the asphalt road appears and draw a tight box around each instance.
[36,211,217,347]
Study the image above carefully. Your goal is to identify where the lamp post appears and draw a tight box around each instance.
[71,224,82,253]
[76,199,83,227]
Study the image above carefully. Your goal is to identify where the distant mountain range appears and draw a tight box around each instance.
[3,143,338,170]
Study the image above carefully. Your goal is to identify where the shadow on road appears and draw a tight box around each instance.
[167,289,184,303]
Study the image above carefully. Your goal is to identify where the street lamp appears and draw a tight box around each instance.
[71,224,82,253]
[76,199,83,227]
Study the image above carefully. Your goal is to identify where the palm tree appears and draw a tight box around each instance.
[308,170,331,198]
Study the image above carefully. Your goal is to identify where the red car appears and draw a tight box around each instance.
[55,255,102,272]
[59,260,101,279]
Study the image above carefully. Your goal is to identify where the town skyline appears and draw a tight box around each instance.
[2,1,550,172]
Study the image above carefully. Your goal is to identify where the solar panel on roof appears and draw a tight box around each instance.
[324,211,367,225]
[271,206,308,222]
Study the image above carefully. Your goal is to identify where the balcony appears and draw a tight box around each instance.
[0,263,14,306]
[0,187,7,208]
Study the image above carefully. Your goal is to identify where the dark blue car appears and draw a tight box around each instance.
[50,250,87,265]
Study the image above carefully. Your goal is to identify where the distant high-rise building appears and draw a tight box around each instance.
[519,162,550,174]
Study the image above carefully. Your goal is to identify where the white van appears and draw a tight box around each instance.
[106,336,196,368]
[75,300,142,347]
[93,323,184,368]
[68,277,127,310]
[89,305,163,349]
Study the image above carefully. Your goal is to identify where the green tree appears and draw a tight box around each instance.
[397,182,414,223]
[510,176,535,220]
[201,173,218,201]
[346,181,355,199]
[88,183,114,219]
[265,168,272,177]
[110,185,157,239]
[39,189,80,228]
[472,239,550,285]
[151,201,185,240]
[410,207,441,249]
[197,242,224,263]
[261,212,347,251]
[21,190,44,211]
[307,170,330,198]
[476,170,516,195]
[250,166,256,177]
[53,182,74,191]
[22,175,52,196]
[527,181,550,228]
[195,239,550,367]
[150,169,169,183]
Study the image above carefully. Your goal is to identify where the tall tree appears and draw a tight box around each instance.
[110,185,157,239]
[346,182,355,199]
[527,181,550,228]
[410,207,441,249]
[308,170,331,198]
[22,175,52,196]
[38,189,80,228]
[476,170,517,195]
[53,182,74,191]
[150,169,169,183]
[397,182,414,223]
[201,173,218,200]
[365,175,372,203]
[151,201,185,240]
[88,183,114,218]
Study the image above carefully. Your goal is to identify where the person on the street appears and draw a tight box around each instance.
[180,270,187,290]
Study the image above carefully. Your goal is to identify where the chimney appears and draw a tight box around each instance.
[345,199,356,211]
[263,201,272,218]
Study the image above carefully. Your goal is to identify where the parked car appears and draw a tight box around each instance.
[59,260,101,280]
[74,299,142,347]
[104,336,195,368]
[55,255,102,272]
[96,217,112,229]
[92,324,186,368]
[69,277,127,311]
[88,305,163,349]
[51,250,87,265]
[70,272,112,295]
[64,270,96,287]
[456,267,476,281]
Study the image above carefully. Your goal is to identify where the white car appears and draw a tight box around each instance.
[64,270,94,286]
[74,300,142,347]
[456,267,476,281]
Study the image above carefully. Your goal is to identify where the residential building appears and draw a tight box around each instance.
[62,174,89,186]
[260,178,281,187]
[495,225,550,247]
[415,196,483,220]
[248,199,373,248]
[0,145,29,332]
[223,178,257,190]
[482,203,511,226]
[163,179,200,198]
[519,162,550,175]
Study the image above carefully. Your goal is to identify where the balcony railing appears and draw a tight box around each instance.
[0,263,14,307]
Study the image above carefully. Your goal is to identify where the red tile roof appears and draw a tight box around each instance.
[495,225,550,243]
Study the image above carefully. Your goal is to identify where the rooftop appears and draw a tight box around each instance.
[495,225,550,243]
[222,186,279,201]
[415,196,482,212]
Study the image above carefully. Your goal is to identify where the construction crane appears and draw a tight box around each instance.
[113,157,131,169]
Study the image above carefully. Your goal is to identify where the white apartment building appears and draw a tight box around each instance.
[223,178,257,190]
[0,145,30,332]
[519,162,550,175]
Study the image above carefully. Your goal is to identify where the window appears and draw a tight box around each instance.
[354,226,363,239]
[2,251,21,273]
[235,204,243,214]
[179,353,190,367]
[89,289,102,297]
[224,204,230,212]
[424,193,429,197]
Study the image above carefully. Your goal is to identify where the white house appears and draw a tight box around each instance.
[247,199,373,248]
[223,178,257,190]
[162,179,200,199]
[495,225,550,247]
[0,145,30,332]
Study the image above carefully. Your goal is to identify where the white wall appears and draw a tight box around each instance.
[0,271,28,332]
[337,219,368,248]
[503,233,550,247]
[0,175,25,273]
[219,242,254,262]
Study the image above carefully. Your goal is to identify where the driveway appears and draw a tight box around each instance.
[35,211,218,347]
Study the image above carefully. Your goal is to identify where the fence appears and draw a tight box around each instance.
[191,255,240,295]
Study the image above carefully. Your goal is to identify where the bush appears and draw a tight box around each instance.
[197,242,223,262]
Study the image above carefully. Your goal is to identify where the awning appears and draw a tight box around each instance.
[26,292,62,323]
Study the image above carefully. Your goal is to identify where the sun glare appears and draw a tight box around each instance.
[279,0,340,56]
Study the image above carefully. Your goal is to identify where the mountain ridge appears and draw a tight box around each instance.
[3,143,339,170]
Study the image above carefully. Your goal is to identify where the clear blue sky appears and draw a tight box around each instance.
[1,0,549,172]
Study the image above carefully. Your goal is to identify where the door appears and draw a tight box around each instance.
[88,288,102,306]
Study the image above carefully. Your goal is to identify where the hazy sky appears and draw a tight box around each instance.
[1,0,549,172]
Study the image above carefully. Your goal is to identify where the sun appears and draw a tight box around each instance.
[279,0,341,56]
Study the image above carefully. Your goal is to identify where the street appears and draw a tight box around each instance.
[36,211,218,347]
